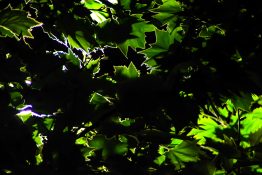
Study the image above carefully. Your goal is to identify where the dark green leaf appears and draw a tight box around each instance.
[0,6,42,39]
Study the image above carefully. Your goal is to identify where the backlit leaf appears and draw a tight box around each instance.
[241,107,262,135]
[151,0,183,31]
[118,21,155,56]
[168,141,201,166]
[0,6,42,39]
[140,29,178,58]
[114,62,140,80]
[154,155,166,165]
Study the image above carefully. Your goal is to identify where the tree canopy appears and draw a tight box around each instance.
[0,0,262,174]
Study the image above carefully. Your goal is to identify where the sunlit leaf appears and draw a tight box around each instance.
[43,118,54,131]
[154,155,166,165]
[114,62,140,80]
[168,141,201,166]
[76,137,87,145]
[241,107,262,135]
[66,49,82,67]
[89,92,112,110]
[140,29,179,58]
[16,110,32,123]
[0,6,42,39]
[118,21,155,56]
[151,0,183,31]
[86,58,100,75]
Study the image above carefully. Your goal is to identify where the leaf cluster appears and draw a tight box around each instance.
[0,0,262,174]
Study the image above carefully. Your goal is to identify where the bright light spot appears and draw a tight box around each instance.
[8,83,14,88]
[17,110,32,116]
[108,0,118,4]
[62,65,68,72]
[90,12,107,23]
[25,80,32,85]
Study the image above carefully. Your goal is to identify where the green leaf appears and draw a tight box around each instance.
[249,127,262,146]
[118,21,156,56]
[84,0,104,9]
[199,25,225,39]
[66,49,82,67]
[56,14,97,51]
[140,29,177,59]
[89,92,112,110]
[114,62,140,80]
[168,141,201,166]
[10,91,23,107]
[76,137,87,145]
[151,0,182,13]
[114,142,128,155]
[119,0,131,9]
[154,155,166,165]
[151,0,183,31]
[54,49,82,68]
[89,135,106,150]
[16,110,32,123]
[158,145,167,155]
[241,107,262,135]
[43,118,54,131]
[86,58,100,75]
[119,118,135,127]
[187,111,224,144]
[231,92,253,111]
[0,6,42,39]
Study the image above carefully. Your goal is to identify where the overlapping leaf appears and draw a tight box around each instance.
[56,14,97,51]
[118,21,155,56]
[241,107,262,136]
[140,29,180,59]
[0,6,42,39]
[151,0,183,32]
[155,140,202,168]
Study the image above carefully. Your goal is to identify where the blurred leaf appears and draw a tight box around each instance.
[89,135,106,150]
[10,91,23,107]
[119,0,131,9]
[114,142,128,155]
[154,155,166,165]
[76,137,87,145]
[199,25,225,39]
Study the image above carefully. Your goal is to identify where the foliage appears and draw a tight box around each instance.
[0,0,262,174]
